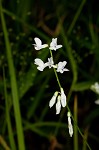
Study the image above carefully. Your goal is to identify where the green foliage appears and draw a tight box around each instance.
[0,0,99,149]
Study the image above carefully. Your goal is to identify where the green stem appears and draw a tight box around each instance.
[74,95,78,150]
[49,50,62,89]
[83,126,89,150]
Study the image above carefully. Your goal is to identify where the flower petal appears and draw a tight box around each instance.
[91,82,99,94]
[95,99,99,105]
[41,44,48,49]
[46,57,54,68]
[33,37,48,50]
[50,38,57,47]
[57,61,69,73]
[37,66,44,71]
[34,37,42,45]
[56,45,62,49]
[49,38,62,51]
[34,58,45,71]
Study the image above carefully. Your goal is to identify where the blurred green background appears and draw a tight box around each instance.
[0,0,99,150]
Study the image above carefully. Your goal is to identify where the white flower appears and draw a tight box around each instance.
[49,88,67,114]
[91,82,99,94]
[49,38,62,51]
[56,96,61,114]
[67,112,73,137]
[34,58,47,71]
[33,37,48,50]
[46,57,57,68]
[49,91,58,108]
[95,99,99,105]
[57,61,69,73]
[46,57,54,68]
[60,88,66,107]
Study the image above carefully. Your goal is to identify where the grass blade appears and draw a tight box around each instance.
[0,1,25,150]
[67,0,86,35]
[3,67,17,150]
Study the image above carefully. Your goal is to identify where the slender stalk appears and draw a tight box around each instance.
[0,135,10,150]
[0,1,25,150]
[83,126,89,150]
[74,95,78,150]
[67,0,86,35]
[50,49,62,89]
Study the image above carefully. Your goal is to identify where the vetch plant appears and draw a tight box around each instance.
[33,37,73,136]
[33,37,68,112]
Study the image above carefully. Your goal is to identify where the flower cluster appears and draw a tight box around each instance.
[33,37,73,137]
[33,38,69,73]
[49,88,66,114]
[33,37,68,114]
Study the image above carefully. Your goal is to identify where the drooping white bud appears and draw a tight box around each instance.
[56,95,61,114]
[49,91,58,108]
[60,88,66,107]
[67,112,73,137]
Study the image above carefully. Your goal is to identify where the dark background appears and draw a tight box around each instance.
[0,0,99,149]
